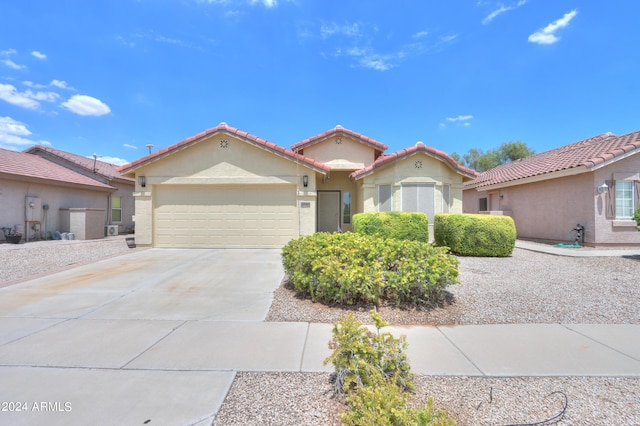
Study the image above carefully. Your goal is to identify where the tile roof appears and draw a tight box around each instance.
[466,129,640,189]
[291,125,389,153]
[118,122,331,175]
[24,145,133,182]
[349,142,478,180]
[0,148,115,190]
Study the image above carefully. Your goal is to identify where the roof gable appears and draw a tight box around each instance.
[118,122,330,176]
[290,125,388,155]
[350,142,478,180]
[466,130,640,189]
[25,145,133,182]
[0,148,115,190]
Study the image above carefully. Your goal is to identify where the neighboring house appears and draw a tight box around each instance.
[0,148,116,242]
[25,146,135,235]
[463,130,640,246]
[118,123,477,248]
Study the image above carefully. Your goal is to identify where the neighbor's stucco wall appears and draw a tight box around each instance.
[0,177,112,241]
[592,154,640,245]
[131,133,319,245]
[301,135,376,170]
[463,154,640,246]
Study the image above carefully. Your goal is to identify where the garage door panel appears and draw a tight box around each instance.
[154,185,297,248]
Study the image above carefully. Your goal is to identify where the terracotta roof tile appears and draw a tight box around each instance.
[291,125,388,152]
[24,145,133,182]
[118,122,331,175]
[0,148,114,190]
[466,130,640,189]
[350,142,478,180]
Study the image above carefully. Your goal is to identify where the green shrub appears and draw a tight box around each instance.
[634,207,640,230]
[353,212,429,242]
[434,213,516,257]
[324,310,413,394]
[281,232,459,306]
[326,311,456,426]
[343,385,456,426]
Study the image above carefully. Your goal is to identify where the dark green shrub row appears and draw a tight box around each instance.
[282,232,459,306]
[634,207,640,230]
[326,311,456,425]
[434,213,516,257]
[352,212,429,242]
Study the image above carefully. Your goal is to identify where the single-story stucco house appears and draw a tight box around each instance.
[24,146,135,235]
[118,123,477,248]
[0,148,122,242]
[463,129,640,246]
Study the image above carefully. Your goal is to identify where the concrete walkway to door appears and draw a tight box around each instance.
[0,247,639,425]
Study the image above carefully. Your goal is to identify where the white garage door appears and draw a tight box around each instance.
[154,185,297,248]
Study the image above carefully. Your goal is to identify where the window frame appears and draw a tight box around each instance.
[615,180,634,219]
[111,195,123,223]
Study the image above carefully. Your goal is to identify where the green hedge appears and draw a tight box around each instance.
[352,212,429,242]
[281,232,458,306]
[434,213,516,257]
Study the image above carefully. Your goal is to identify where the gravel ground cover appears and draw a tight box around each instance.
[3,240,639,424]
[0,237,135,287]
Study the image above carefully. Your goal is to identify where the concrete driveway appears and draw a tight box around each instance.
[0,248,287,426]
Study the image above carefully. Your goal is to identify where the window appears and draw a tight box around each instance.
[342,192,351,224]
[111,196,122,223]
[479,197,488,212]
[378,185,392,212]
[402,183,435,223]
[616,181,634,218]
[442,185,450,213]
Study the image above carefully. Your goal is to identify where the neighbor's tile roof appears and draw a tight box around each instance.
[24,145,133,182]
[466,130,640,189]
[118,122,331,174]
[0,148,115,190]
[291,125,388,153]
[350,142,478,180]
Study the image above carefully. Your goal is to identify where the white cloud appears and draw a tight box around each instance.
[482,0,527,24]
[31,51,47,59]
[412,31,429,39]
[123,144,137,149]
[96,156,129,166]
[51,80,73,90]
[23,81,47,89]
[446,115,474,122]
[321,22,361,39]
[62,95,111,116]
[0,48,17,55]
[0,116,50,150]
[0,83,60,109]
[250,0,277,7]
[444,115,474,127]
[1,59,26,70]
[528,10,578,45]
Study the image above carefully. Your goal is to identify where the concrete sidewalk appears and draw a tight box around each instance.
[1,318,639,425]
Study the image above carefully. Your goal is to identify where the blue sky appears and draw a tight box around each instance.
[1,1,639,166]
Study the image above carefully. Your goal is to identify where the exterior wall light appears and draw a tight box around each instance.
[597,183,608,194]
[303,175,309,187]
[138,176,146,188]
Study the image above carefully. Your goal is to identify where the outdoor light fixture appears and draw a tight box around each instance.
[597,182,608,194]
[303,175,309,187]
[138,176,146,188]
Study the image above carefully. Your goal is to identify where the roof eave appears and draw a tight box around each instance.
[468,165,590,191]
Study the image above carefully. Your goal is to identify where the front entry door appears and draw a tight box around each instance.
[317,191,341,232]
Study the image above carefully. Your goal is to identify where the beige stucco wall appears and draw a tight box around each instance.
[131,133,319,246]
[316,171,359,232]
[463,154,640,246]
[301,136,376,170]
[0,177,112,241]
[356,153,467,239]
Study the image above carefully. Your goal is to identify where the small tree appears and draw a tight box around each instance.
[453,141,534,172]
